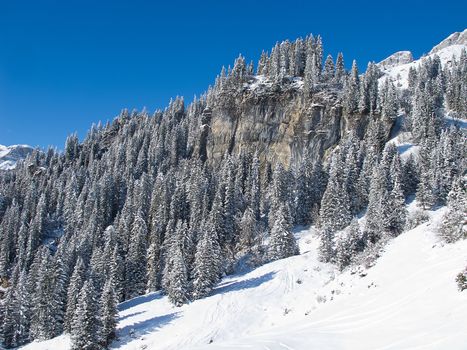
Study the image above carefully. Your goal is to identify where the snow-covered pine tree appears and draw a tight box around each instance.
[318,227,334,263]
[343,60,360,114]
[335,219,364,270]
[70,280,101,350]
[99,278,118,346]
[402,154,419,196]
[0,266,20,348]
[165,244,190,306]
[162,221,190,306]
[323,54,335,83]
[192,223,222,299]
[334,52,345,84]
[440,177,466,243]
[267,204,298,261]
[319,153,352,232]
[65,257,87,332]
[238,207,261,253]
[386,173,407,236]
[124,213,148,299]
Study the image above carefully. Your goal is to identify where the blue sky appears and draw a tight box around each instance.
[0,0,466,149]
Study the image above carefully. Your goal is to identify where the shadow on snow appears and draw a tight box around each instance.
[213,271,277,296]
[118,292,163,312]
[112,312,180,348]
[118,310,146,322]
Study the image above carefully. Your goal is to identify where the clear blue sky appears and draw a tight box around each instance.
[1,0,466,149]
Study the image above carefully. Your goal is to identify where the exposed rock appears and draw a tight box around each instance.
[377,51,413,71]
[429,29,467,54]
[0,144,33,170]
[196,86,382,168]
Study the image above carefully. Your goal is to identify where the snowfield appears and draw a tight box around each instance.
[22,207,467,350]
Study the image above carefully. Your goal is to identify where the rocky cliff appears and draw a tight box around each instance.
[197,80,384,168]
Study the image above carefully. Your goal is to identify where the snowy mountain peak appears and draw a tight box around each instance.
[378,30,467,89]
[0,144,33,170]
[429,29,467,55]
[377,51,413,70]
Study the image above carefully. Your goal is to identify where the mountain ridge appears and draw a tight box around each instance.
[0,144,33,171]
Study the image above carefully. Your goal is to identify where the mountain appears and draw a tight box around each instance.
[1,30,466,350]
[377,29,467,89]
[376,50,413,70]
[430,29,467,54]
[0,144,33,170]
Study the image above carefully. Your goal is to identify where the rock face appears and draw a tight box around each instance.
[0,144,33,170]
[197,85,378,168]
[429,29,467,54]
[377,51,413,71]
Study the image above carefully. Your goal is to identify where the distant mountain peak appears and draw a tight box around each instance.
[377,51,414,70]
[0,144,33,170]
[429,29,467,55]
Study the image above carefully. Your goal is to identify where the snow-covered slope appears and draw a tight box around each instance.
[22,207,467,350]
[378,29,467,89]
[0,144,33,170]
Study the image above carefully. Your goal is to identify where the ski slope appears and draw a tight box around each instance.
[22,207,467,350]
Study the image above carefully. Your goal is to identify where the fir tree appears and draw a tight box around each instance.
[99,278,118,346]
[319,154,352,232]
[440,177,466,243]
[267,205,298,261]
[125,213,148,299]
[70,280,101,350]
[192,223,222,299]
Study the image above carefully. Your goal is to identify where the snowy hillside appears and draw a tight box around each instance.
[0,144,33,170]
[22,207,467,350]
[378,29,467,89]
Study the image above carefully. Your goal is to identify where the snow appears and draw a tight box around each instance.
[445,115,467,130]
[20,335,71,350]
[22,208,467,350]
[377,50,413,70]
[247,75,303,92]
[0,144,33,170]
[379,43,466,89]
[429,29,467,55]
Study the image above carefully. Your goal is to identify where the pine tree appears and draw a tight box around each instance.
[165,244,190,306]
[70,280,101,350]
[402,154,419,196]
[99,278,118,346]
[440,177,466,243]
[343,60,360,114]
[386,175,407,236]
[0,267,20,348]
[318,227,334,263]
[65,258,87,332]
[162,221,191,306]
[334,52,345,84]
[125,213,148,299]
[267,205,298,261]
[238,208,261,252]
[319,154,352,232]
[192,223,222,299]
[335,219,363,270]
[30,249,58,340]
[323,54,335,82]
[16,269,32,346]
[365,165,388,241]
